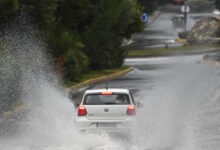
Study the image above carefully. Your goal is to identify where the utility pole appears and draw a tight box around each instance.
[181,0,190,32]
[183,0,187,32]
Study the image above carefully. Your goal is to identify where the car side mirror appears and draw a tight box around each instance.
[136,102,144,108]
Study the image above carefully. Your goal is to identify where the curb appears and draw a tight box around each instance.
[69,67,134,90]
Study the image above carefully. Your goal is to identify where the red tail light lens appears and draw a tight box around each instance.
[78,105,87,116]
[127,105,136,116]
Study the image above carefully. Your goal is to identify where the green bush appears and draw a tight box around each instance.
[0,0,19,24]
[0,0,144,81]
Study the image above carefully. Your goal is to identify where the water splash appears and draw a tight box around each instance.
[0,16,121,150]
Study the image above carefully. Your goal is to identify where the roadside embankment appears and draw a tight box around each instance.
[187,16,220,45]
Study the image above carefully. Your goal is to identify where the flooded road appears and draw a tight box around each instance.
[92,54,220,150]
[1,53,220,150]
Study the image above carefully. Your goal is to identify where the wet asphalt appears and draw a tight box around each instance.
[91,54,220,150]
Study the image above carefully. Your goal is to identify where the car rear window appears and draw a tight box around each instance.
[83,93,130,105]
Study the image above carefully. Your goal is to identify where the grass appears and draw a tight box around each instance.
[127,45,220,58]
[65,66,130,87]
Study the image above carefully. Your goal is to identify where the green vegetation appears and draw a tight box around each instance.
[0,0,173,84]
[127,45,220,58]
[139,0,172,14]
[216,0,220,10]
[0,0,143,82]
[0,0,19,24]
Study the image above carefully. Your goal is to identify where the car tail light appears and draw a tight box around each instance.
[78,105,87,116]
[127,105,136,116]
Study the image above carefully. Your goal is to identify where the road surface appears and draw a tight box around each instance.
[93,54,220,150]
[1,53,220,150]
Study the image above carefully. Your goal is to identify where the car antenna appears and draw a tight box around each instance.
[105,80,108,90]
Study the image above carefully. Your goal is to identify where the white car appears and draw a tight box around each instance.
[76,88,137,133]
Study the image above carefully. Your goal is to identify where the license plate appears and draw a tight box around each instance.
[96,123,116,128]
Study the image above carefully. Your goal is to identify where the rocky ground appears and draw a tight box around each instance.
[187,16,220,45]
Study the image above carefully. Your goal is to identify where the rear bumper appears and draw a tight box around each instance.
[79,127,133,135]
[76,117,135,134]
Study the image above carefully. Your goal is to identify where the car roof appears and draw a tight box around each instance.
[85,88,130,94]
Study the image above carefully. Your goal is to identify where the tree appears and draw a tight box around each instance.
[0,0,19,24]
[83,0,143,70]
[0,0,144,81]
[139,0,172,14]
[20,0,57,31]
[116,0,144,38]
[216,0,220,10]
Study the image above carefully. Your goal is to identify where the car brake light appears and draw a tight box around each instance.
[101,91,112,95]
[127,105,136,115]
[78,105,87,116]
